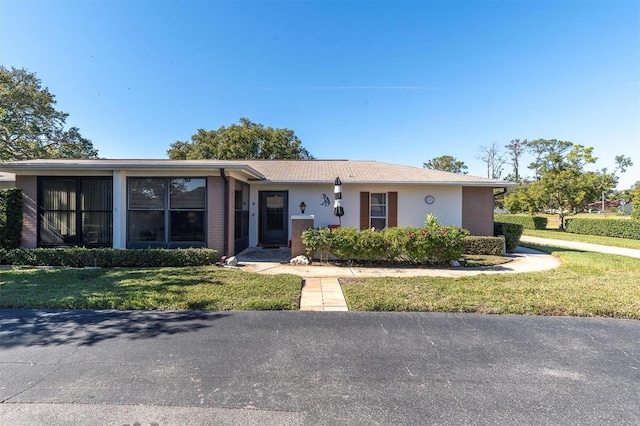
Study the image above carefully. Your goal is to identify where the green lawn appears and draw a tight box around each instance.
[341,245,640,319]
[523,229,640,250]
[3,244,639,319]
[0,266,301,310]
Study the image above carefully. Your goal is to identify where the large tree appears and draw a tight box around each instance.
[423,155,468,174]
[504,140,631,227]
[167,118,314,160]
[0,66,98,160]
[524,139,573,179]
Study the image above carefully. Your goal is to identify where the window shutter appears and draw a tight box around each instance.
[388,191,398,227]
[360,192,370,230]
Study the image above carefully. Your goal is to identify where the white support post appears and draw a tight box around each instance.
[112,171,127,248]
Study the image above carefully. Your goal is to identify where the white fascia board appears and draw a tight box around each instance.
[0,162,266,180]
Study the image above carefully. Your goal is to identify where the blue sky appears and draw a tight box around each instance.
[2,0,639,189]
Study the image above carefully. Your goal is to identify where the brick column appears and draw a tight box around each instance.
[207,176,225,254]
[291,215,314,257]
[15,175,37,248]
[462,187,495,236]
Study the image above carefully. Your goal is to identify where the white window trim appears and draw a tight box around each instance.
[370,192,388,229]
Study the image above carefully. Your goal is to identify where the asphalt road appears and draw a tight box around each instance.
[0,310,638,425]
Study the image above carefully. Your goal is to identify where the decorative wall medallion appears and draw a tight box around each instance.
[425,195,435,204]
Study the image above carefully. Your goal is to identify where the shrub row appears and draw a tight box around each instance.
[564,218,640,240]
[494,222,524,252]
[463,236,504,256]
[0,189,23,250]
[0,247,219,268]
[302,220,470,264]
[494,214,547,230]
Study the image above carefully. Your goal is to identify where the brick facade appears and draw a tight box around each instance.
[461,186,494,236]
[207,176,225,255]
[291,216,315,257]
[15,175,37,248]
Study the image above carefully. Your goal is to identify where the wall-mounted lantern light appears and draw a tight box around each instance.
[299,201,306,214]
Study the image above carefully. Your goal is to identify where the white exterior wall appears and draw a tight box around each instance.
[248,183,462,247]
[394,185,462,227]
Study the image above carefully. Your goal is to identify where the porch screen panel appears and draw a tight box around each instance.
[128,177,206,247]
[234,182,249,252]
[170,178,206,209]
[38,177,112,247]
[128,178,166,244]
[170,211,205,242]
[81,179,113,245]
[169,178,205,244]
[129,178,165,209]
[39,178,77,245]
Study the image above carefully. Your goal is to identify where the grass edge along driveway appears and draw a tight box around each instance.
[0,266,302,311]
[341,245,640,319]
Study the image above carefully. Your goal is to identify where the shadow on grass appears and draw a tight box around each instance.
[0,267,227,310]
[0,309,230,348]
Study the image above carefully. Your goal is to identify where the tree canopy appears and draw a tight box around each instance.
[0,66,98,160]
[504,139,526,181]
[167,118,314,160]
[423,155,468,174]
[504,139,632,227]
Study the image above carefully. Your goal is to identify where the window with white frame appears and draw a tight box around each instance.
[370,192,387,229]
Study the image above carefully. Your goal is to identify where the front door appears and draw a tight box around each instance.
[260,191,288,246]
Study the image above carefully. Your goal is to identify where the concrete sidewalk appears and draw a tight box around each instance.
[238,246,562,279]
[237,246,563,311]
[236,239,640,311]
[520,235,640,259]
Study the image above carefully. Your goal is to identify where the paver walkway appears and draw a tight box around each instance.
[300,277,348,311]
[237,246,566,311]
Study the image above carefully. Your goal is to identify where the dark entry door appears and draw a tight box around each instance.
[260,191,288,246]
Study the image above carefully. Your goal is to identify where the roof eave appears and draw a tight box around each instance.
[0,162,266,180]
[252,180,520,187]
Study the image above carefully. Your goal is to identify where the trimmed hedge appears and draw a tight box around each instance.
[301,221,470,264]
[0,247,219,268]
[0,189,23,249]
[494,214,547,230]
[494,222,524,252]
[564,218,640,240]
[463,236,504,256]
